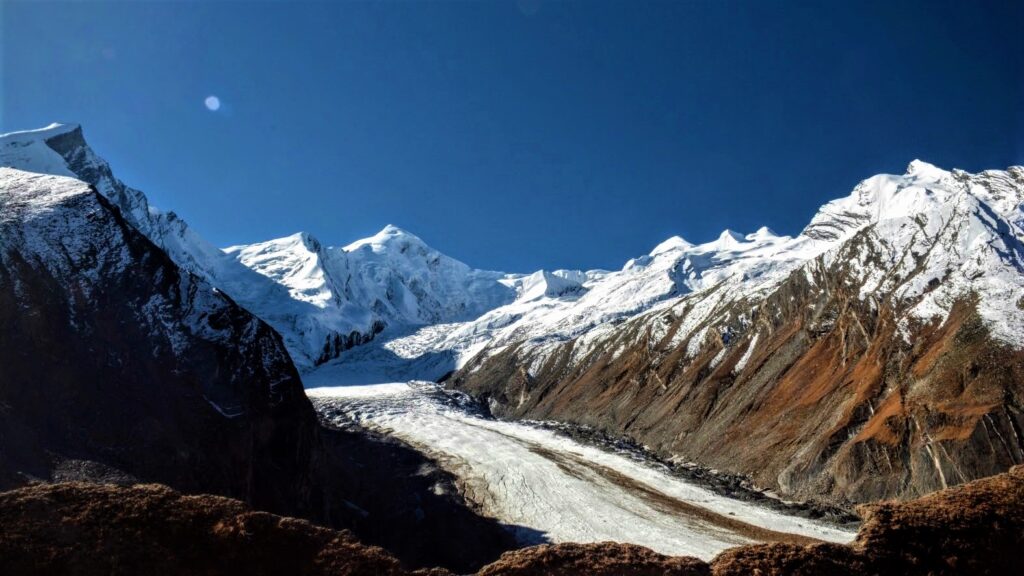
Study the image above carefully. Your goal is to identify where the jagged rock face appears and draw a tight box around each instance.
[454,264,1024,505]
[0,168,513,572]
[453,166,1024,505]
[0,168,312,505]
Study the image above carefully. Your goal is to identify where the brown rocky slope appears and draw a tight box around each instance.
[2,464,1021,575]
[452,206,1024,506]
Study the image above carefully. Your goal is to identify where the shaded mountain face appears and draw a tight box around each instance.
[0,167,513,572]
[450,163,1024,505]
[0,167,311,501]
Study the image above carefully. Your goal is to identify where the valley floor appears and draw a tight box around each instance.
[307,382,854,560]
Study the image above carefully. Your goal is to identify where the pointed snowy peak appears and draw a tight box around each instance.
[381,224,407,234]
[224,232,337,309]
[294,231,323,253]
[518,270,585,302]
[226,231,323,256]
[650,235,694,256]
[712,229,745,248]
[745,226,780,242]
[905,159,949,181]
[343,224,431,253]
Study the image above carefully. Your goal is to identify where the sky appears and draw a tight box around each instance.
[2,0,1021,272]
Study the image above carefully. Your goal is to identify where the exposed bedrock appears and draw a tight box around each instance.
[452,238,1024,505]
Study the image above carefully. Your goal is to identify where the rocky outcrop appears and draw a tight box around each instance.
[478,543,710,576]
[3,465,1022,575]
[713,463,1024,575]
[0,482,416,576]
[0,168,513,572]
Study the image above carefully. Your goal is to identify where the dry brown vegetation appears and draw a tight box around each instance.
[2,464,1021,575]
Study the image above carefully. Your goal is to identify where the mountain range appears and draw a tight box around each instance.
[2,122,1023,510]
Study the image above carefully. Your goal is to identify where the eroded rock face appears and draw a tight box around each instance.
[446,163,1024,506]
[453,231,1024,505]
[0,169,513,572]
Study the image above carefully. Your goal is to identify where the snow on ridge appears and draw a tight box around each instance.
[745,226,779,242]
[5,122,1024,378]
[223,223,522,366]
[650,235,694,256]
[311,161,1024,382]
[342,224,428,253]
[517,270,585,302]
[0,122,81,141]
[0,124,523,369]
[0,167,303,412]
[0,123,81,179]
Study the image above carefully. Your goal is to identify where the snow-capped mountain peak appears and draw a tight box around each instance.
[713,229,746,248]
[224,232,334,308]
[0,123,83,179]
[905,158,948,179]
[745,226,779,242]
[6,122,1024,388]
[343,224,426,253]
[650,235,694,256]
[518,270,586,302]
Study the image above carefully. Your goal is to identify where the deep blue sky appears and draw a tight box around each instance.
[2,1,1021,272]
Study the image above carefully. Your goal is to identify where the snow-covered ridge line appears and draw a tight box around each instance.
[0,124,517,368]
[312,159,1024,383]
[3,123,1023,381]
